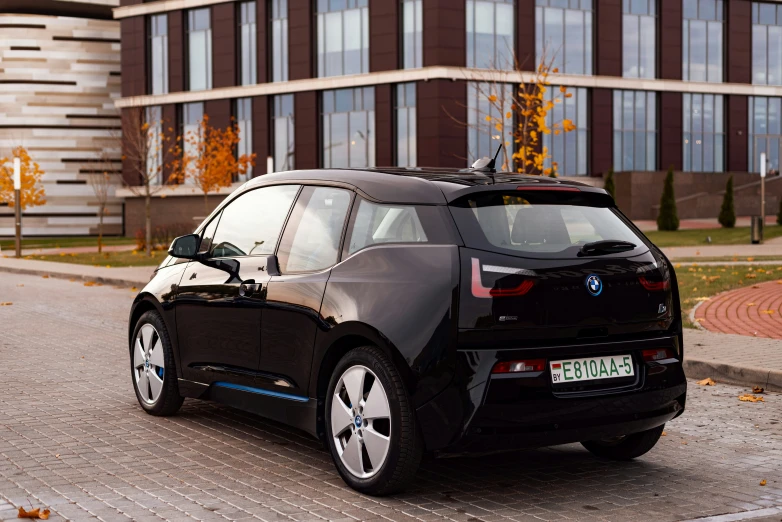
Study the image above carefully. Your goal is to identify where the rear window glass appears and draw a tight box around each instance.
[450,193,645,258]
[348,200,428,254]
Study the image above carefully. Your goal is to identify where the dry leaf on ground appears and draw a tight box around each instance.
[752,386,765,394]
[41,275,49,279]
[0,302,12,306]
[661,431,667,436]
[760,310,775,314]
[697,378,716,386]
[760,479,767,486]
[17,507,50,519]
[739,394,765,403]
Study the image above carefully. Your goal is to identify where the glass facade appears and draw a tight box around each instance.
[466,0,515,70]
[395,83,417,167]
[613,90,656,171]
[749,96,782,173]
[467,82,514,168]
[271,0,288,82]
[187,8,212,91]
[683,93,724,172]
[752,3,782,86]
[145,106,163,184]
[623,0,655,79]
[317,0,369,78]
[322,87,375,168]
[401,0,422,69]
[238,2,257,86]
[544,87,588,176]
[682,0,723,83]
[149,14,168,95]
[536,0,593,76]
[182,102,204,183]
[273,94,295,171]
[235,98,252,181]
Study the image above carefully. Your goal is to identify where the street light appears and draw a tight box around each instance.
[13,157,21,258]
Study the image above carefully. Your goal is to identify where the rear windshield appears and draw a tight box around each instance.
[450,192,647,258]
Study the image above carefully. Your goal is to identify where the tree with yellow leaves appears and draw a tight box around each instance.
[168,115,256,215]
[0,146,46,210]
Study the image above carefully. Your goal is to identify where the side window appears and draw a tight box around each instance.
[198,212,221,254]
[277,186,352,272]
[348,199,428,254]
[209,184,300,258]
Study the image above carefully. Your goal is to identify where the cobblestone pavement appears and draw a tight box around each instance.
[694,280,782,339]
[1,273,781,522]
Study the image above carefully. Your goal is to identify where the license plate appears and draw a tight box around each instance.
[550,355,634,384]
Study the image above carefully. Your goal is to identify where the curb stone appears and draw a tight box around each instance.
[0,265,144,288]
[683,358,782,392]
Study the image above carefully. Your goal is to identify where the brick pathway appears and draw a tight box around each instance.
[695,280,782,339]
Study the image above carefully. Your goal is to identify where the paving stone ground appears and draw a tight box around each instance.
[694,280,782,339]
[1,273,782,522]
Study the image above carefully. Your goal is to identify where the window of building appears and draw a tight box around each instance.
[145,106,163,184]
[348,199,428,255]
[749,96,782,173]
[238,2,257,86]
[273,94,295,171]
[402,0,422,69]
[623,0,655,79]
[322,87,375,168]
[466,0,515,70]
[182,102,204,184]
[149,14,168,95]
[613,90,656,171]
[187,8,212,91]
[683,93,724,172]
[235,98,252,181]
[682,0,723,83]
[271,0,288,82]
[467,82,514,168]
[317,0,369,77]
[536,0,593,76]
[545,87,589,176]
[752,3,782,86]
[395,83,417,167]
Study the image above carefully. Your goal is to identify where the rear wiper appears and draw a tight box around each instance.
[579,240,637,256]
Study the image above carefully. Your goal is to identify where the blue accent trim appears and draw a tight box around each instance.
[213,381,310,403]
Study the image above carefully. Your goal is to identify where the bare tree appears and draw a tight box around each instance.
[84,157,114,254]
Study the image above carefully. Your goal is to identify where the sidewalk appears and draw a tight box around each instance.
[634,215,779,231]
[664,241,782,260]
[0,256,153,287]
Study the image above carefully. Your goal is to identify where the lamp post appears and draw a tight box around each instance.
[13,157,21,258]
[760,152,766,225]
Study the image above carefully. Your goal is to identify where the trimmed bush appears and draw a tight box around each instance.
[718,175,736,228]
[604,168,616,201]
[657,167,679,231]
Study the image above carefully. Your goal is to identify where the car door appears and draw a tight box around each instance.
[176,184,301,386]
[261,186,354,395]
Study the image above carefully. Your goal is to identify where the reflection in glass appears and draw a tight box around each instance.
[322,87,375,168]
[273,94,295,171]
[749,96,782,173]
[536,0,593,76]
[182,102,204,185]
[623,0,655,78]
[187,8,212,91]
[271,0,289,82]
[751,2,782,86]
[317,0,369,77]
[683,93,724,172]
[402,0,423,69]
[467,82,514,168]
[239,2,257,86]
[543,87,588,176]
[682,0,723,82]
[235,98,252,181]
[149,14,168,95]
[466,0,515,70]
[395,83,417,167]
[145,106,163,184]
[613,90,657,171]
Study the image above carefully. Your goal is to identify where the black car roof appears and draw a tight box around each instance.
[243,168,605,205]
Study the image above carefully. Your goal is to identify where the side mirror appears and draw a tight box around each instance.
[168,234,201,259]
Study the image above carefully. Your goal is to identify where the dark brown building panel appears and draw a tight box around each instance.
[162,104,178,183]
[727,95,748,172]
[590,88,613,176]
[660,91,683,170]
[252,96,269,176]
[120,17,145,97]
[423,0,465,67]
[417,80,466,168]
[517,0,535,70]
[595,0,621,77]
[211,3,236,89]
[659,0,682,81]
[374,84,393,166]
[288,0,313,80]
[168,10,184,93]
[370,0,399,72]
[256,0,268,84]
[726,0,751,85]
[295,91,318,169]
[205,99,231,129]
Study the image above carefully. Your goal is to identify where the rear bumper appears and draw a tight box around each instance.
[415,336,687,453]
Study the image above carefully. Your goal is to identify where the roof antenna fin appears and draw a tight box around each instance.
[470,144,503,183]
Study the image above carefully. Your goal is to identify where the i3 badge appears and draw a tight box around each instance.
[585,274,603,296]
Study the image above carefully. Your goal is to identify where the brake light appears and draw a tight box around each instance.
[492,359,546,374]
[642,349,674,362]
[516,186,580,192]
[638,276,670,291]
[471,258,535,298]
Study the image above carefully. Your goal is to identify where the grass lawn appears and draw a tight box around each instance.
[676,263,782,328]
[674,255,782,263]
[32,250,167,268]
[644,225,782,247]
[0,236,136,251]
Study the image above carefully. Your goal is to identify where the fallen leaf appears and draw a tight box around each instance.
[746,274,757,279]
[739,394,765,402]
[661,431,667,436]
[17,507,50,519]
[760,479,767,486]
[753,386,765,394]
[747,302,756,307]
[41,275,49,279]
[55,454,60,458]
[105,265,110,268]
[83,281,95,287]
[130,287,138,292]
[694,297,710,302]
[747,257,755,262]
[697,378,715,386]
[17,284,23,287]
[760,310,775,314]
[0,302,12,306]
[681,441,687,445]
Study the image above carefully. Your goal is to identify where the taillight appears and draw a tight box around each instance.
[471,258,535,298]
[492,359,546,374]
[638,275,670,291]
[642,348,675,362]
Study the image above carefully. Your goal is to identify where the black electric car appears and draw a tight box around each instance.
[129,167,686,495]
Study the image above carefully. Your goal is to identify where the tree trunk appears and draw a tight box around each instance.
[98,206,104,254]
[145,191,152,257]
[204,191,209,217]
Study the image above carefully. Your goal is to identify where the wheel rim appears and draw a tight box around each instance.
[133,324,165,404]
[331,365,391,479]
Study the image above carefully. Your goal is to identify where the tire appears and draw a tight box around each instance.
[581,424,665,461]
[130,310,184,416]
[325,346,423,496]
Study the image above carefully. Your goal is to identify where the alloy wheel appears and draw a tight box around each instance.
[331,365,391,479]
[133,323,165,404]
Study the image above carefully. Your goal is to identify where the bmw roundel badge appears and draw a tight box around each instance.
[585,274,603,296]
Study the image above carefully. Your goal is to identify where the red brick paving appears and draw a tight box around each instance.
[695,279,782,339]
